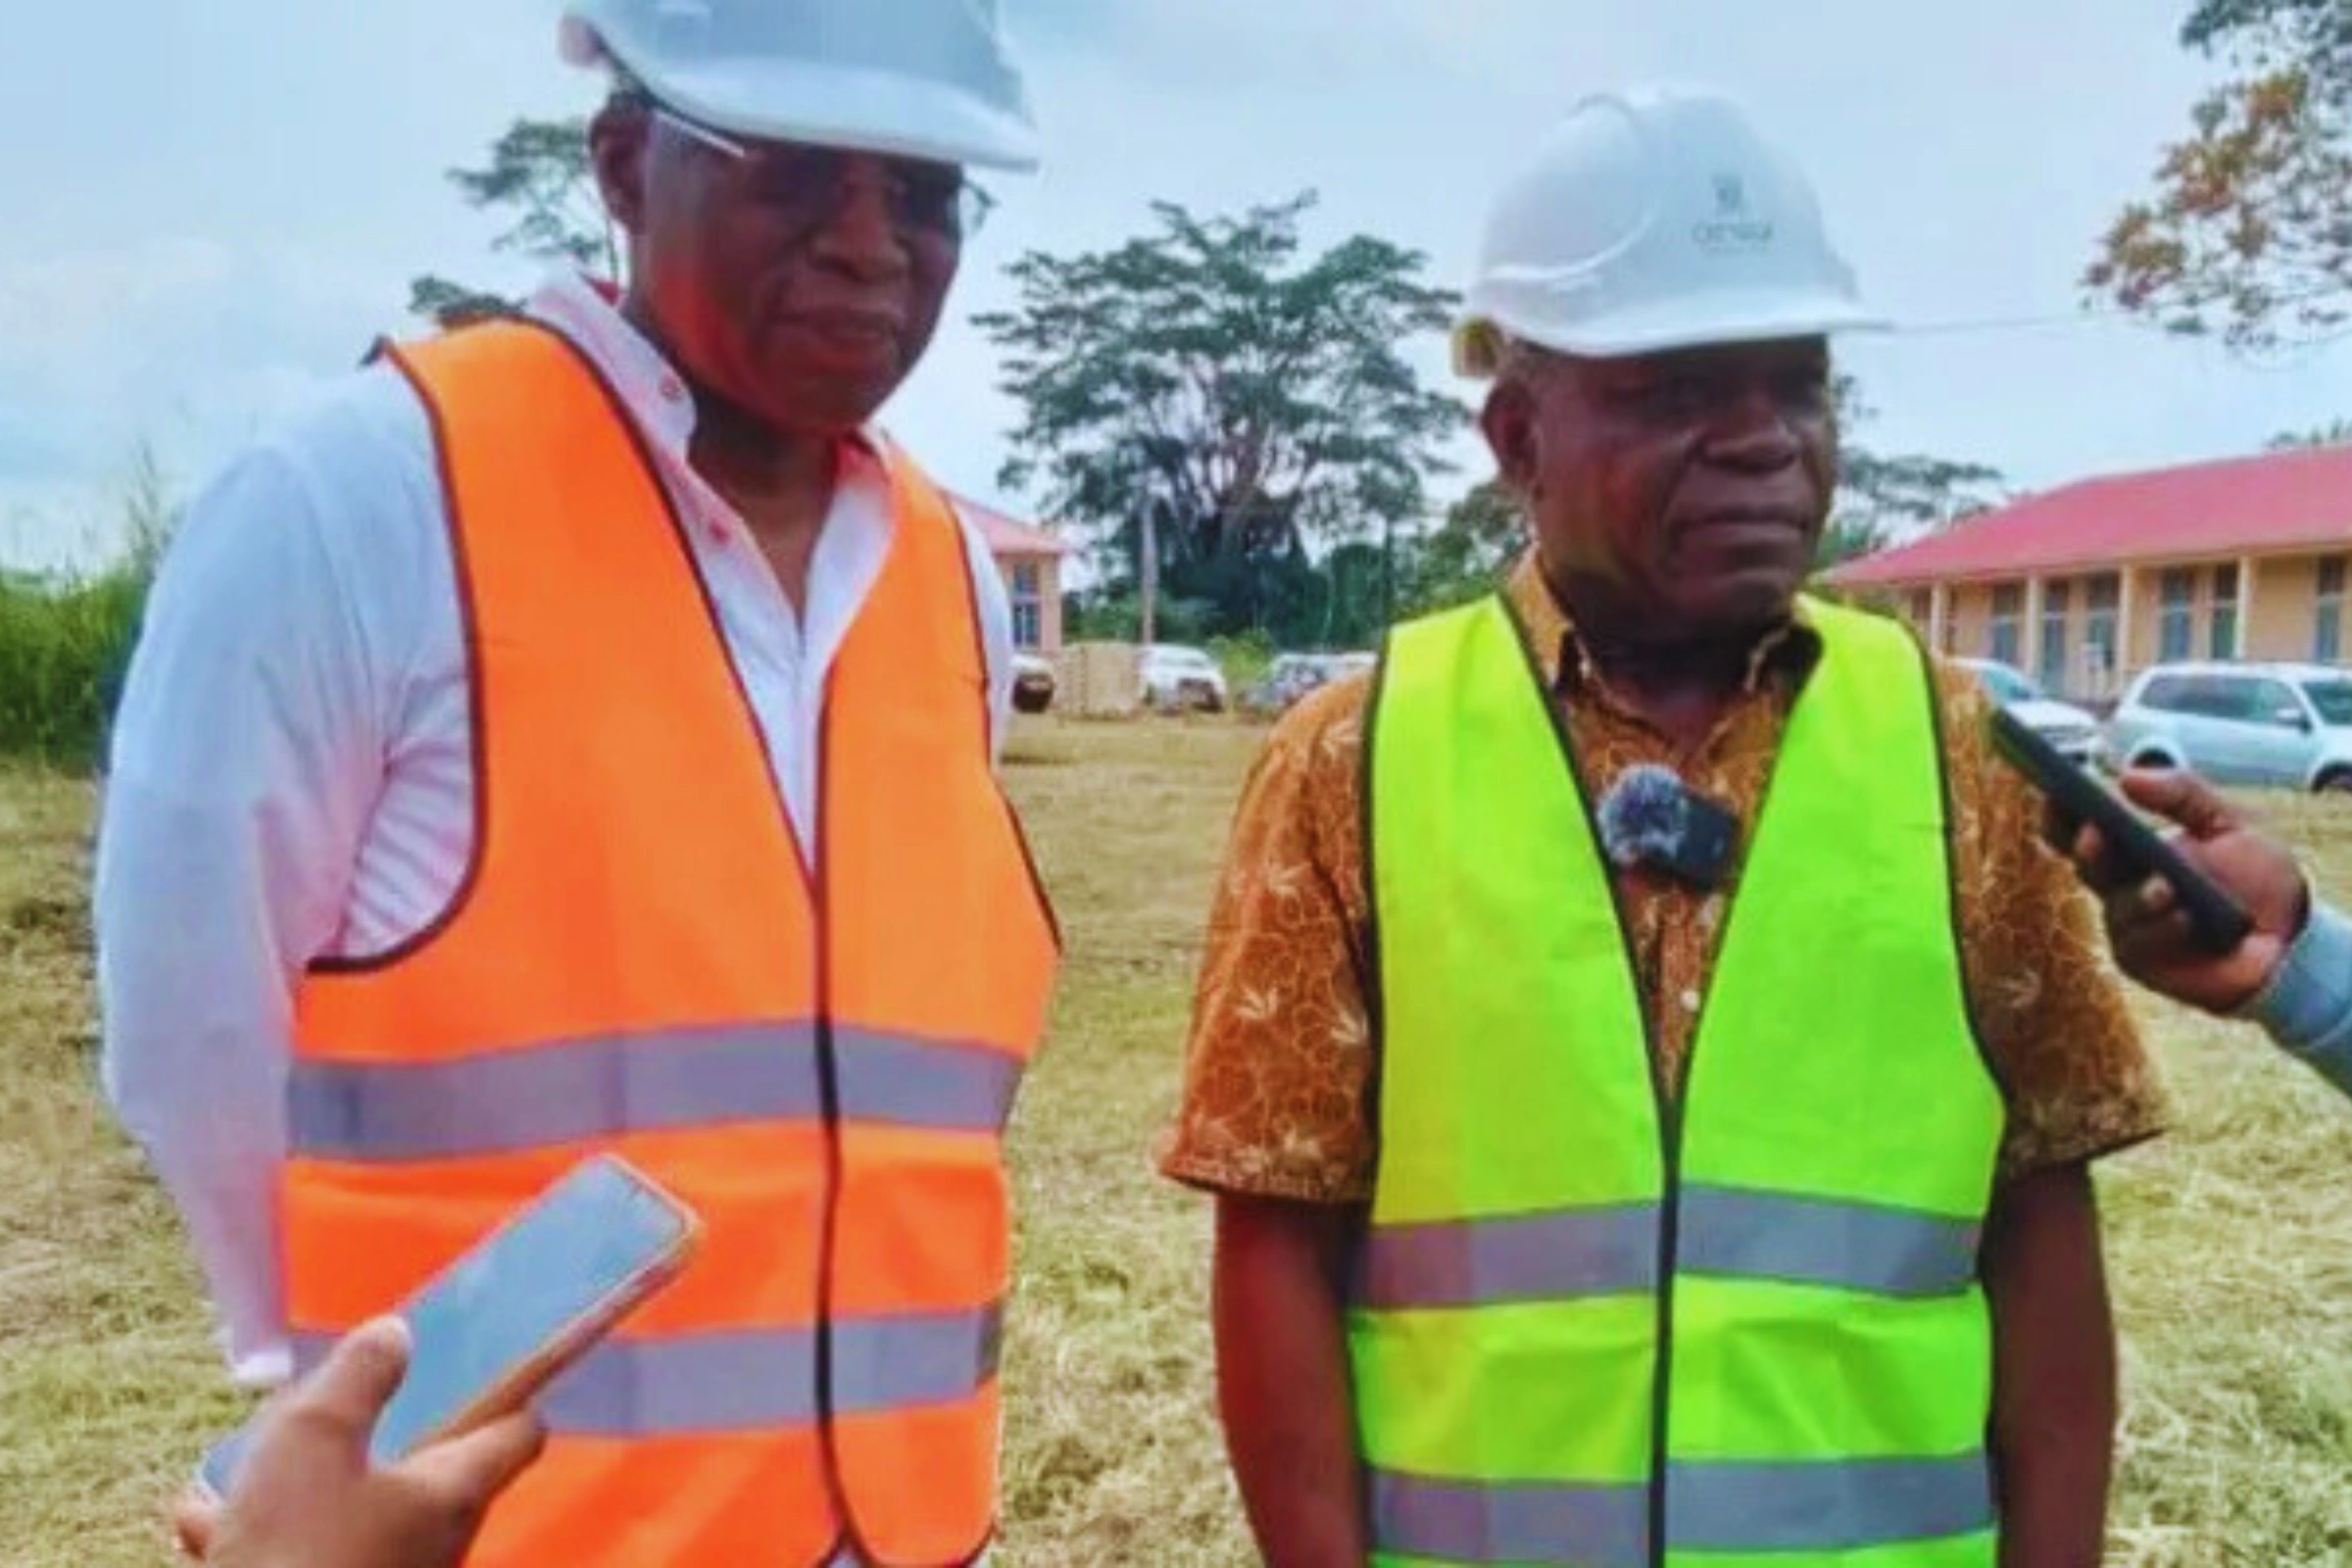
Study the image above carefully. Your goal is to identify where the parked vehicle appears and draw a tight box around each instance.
[1139,644,1231,712]
[1954,659,2100,764]
[2103,662,2352,793]
[1243,655,1325,716]
[1241,652,1380,716]
[1011,652,1056,714]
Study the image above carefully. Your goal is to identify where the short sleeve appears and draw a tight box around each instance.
[1157,677,1379,1203]
[1936,664,2171,1179]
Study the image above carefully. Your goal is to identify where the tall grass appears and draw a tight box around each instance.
[0,568,149,770]
[0,450,170,771]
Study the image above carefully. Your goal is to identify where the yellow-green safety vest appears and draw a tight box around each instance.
[1351,592,2004,1568]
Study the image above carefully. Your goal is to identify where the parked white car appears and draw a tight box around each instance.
[1954,659,2100,764]
[2103,662,2352,793]
[1139,644,1230,712]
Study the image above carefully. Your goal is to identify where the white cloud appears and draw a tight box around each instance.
[0,236,438,557]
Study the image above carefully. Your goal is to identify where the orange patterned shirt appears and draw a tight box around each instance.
[1160,560,2167,1203]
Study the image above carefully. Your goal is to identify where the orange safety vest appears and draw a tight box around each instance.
[279,319,1059,1567]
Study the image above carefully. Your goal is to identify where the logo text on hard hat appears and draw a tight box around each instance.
[1692,171,1774,253]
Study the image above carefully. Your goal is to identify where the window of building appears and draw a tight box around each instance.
[2084,573,2120,691]
[2318,558,2346,663]
[1988,583,2023,667]
[1908,589,1932,630]
[2158,568,2195,662]
[2038,580,2072,694]
[2209,564,2240,660]
[1007,560,1045,650]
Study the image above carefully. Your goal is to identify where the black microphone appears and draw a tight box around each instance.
[1594,763,1742,892]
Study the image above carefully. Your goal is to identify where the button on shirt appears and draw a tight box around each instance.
[97,275,1017,1385]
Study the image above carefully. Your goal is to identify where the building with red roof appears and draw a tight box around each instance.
[1826,446,2352,701]
[951,494,1074,656]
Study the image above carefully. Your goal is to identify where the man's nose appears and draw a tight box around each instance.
[1705,386,1803,469]
[811,166,915,281]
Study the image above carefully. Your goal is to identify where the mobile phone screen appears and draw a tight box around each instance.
[370,1156,691,1462]
[200,1156,692,1496]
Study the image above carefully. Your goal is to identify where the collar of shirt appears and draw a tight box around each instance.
[1501,552,1824,724]
[523,271,893,539]
[523,273,899,683]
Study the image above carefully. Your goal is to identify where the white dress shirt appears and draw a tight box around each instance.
[97,275,1014,1386]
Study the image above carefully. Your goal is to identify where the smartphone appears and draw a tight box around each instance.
[197,1153,700,1500]
[1986,705,2255,956]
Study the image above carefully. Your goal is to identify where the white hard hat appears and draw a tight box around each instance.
[560,0,1041,172]
[1456,84,1884,375]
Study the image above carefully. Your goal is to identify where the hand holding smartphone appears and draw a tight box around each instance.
[198,1154,699,1501]
[1985,706,2255,956]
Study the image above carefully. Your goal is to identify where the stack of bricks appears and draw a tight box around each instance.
[1054,643,1144,717]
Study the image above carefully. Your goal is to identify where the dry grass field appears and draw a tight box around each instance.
[7,721,2352,1565]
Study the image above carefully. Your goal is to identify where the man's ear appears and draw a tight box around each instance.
[1481,377,1542,497]
[589,100,652,239]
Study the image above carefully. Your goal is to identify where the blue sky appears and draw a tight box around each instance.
[4,0,2347,570]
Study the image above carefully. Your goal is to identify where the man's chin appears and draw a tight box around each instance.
[745,382,894,442]
[1681,573,1806,639]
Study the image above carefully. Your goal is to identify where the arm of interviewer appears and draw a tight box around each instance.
[175,1318,545,1568]
[2244,899,2352,1095]
[2060,768,2352,1094]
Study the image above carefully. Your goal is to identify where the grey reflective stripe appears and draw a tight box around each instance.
[1355,1204,1656,1308]
[290,1301,1003,1436]
[289,1022,1024,1160]
[1668,1452,1994,1552]
[1356,1186,1979,1308]
[833,1028,1024,1133]
[1367,1453,1991,1563]
[1679,1188,1982,1298]
[543,1329,818,1435]
[835,1301,1005,1414]
[1367,1469,1648,1568]
[287,1022,822,1161]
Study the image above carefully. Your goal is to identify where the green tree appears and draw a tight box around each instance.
[1401,479,1526,616]
[1817,377,2005,568]
[2087,0,2352,353]
[410,118,617,325]
[975,194,1467,643]
[2269,416,2352,447]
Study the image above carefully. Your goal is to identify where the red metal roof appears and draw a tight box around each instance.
[951,493,1073,558]
[1830,445,2352,587]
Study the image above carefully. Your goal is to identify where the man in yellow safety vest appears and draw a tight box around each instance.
[1164,84,2167,1568]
